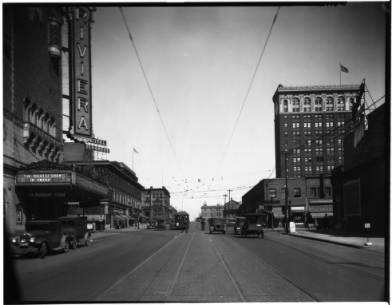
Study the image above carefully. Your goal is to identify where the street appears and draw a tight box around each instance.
[12,223,385,302]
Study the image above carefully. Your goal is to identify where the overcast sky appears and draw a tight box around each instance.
[90,3,386,219]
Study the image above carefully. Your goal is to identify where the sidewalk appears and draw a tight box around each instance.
[90,224,147,241]
[289,229,385,251]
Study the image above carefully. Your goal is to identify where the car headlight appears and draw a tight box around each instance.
[256,224,261,227]
[11,237,17,243]
[29,237,36,243]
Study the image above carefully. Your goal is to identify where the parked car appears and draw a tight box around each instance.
[11,220,70,258]
[58,216,90,248]
[208,218,225,234]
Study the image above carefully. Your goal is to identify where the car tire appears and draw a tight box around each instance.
[71,239,77,249]
[63,241,70,253]
[39,242,47,259]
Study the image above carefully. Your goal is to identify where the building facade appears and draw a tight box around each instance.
[141,187,173,223]
[332,103,387,235]
[272,83,364,178]
[223,199,240,218]
[4,6,65,234]
[242,177,333,226]
[200,204,224,219]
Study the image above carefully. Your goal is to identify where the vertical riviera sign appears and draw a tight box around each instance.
[71,7,93,137]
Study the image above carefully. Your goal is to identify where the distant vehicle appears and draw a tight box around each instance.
[208,218,225,234]
[11,216,90,258]
[11,220,70,258]
[173,211,190,231]
[155,217,166,230]
[240,213,265,238]
[233,217,246,235]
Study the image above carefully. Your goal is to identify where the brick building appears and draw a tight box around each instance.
[332,103,387,235]
[272,83,364,178]
[4,7,65,234]
[141,187,174,223]
[242,177,333,226]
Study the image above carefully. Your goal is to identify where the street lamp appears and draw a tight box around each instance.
[284,151,289,234]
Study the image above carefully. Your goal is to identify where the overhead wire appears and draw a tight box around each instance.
[118,7,183,176]
[215,6,280,178]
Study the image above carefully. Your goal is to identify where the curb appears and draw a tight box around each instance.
[289,232,363,249]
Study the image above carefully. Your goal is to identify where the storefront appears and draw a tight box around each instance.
[15,166,109,228]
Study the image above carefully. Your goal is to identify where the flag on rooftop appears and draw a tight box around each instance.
[133,148,138,153]
[340,63,349,73]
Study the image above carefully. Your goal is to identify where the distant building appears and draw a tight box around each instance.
[242,177,333,226]
[142,187,173,222]
[223,199,240,218]
[332,103,387,234]
[201,204,224,219]
[272,83,364,178]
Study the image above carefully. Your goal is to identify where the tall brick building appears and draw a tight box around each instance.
[272,83,364,178]
[3,7,64,233]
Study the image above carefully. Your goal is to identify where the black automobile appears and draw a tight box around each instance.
[241,214,265,238]
[10,220,69,258]
[208,218,225,234]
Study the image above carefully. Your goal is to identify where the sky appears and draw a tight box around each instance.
[90,3,387,220]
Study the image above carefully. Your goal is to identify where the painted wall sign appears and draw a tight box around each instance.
[71,7,93,137]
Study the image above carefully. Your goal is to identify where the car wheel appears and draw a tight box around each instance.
[39,242,47,259]
[63,241,70,253]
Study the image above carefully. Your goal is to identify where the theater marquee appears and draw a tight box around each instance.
[71,7,94,137]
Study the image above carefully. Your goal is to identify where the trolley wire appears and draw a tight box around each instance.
[118,7,183,176]
[215,7,280,177]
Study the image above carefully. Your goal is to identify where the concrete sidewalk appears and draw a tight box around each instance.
[90,224,148,241]
[289,230,385,251]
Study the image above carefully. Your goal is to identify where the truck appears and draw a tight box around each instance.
[10,216,90,258]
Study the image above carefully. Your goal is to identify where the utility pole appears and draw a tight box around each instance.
[223,194,227,218]
[228,189,232,203]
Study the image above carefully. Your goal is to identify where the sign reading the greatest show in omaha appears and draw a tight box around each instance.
[71,7,94,137]
[16,173,73,184]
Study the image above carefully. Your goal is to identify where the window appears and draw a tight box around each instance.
[304,122,311,128]
[315,97,323,111]
[326,97,334,111]
[326,121,334,128]
[292,98,300,112]
[303,97,311,112]
[283,100,289,112]
[292,122,300,129]
[337,96,345,111]
[268,188,277,198]
[324,187,332,197]
[310,187,319,197]
[315,122,322,128]
[293,187,301,197]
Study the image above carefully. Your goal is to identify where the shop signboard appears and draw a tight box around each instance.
[16,172,73,185]
[71,7,93,137]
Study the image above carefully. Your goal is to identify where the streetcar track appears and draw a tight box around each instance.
[165,232,195,297]
[211,238,247,302]
[219,233,320,302]
[95,232,182,301]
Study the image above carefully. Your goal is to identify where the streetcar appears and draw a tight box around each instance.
[173,211,190,231]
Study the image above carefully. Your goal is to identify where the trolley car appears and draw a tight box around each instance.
[173,211,190,231]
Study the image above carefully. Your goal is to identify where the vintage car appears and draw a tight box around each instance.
[233,217,246,235]
[10,220,70,258]
[240,213,265,238]
[208,218,225,234]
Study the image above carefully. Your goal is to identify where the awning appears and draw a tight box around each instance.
[86,214,105,222]
[311,212,333,218]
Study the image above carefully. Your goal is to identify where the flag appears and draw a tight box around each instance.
[340,64,349,73]
[133,148,138,153]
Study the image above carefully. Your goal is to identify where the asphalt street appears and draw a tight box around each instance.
[12,223,385,302]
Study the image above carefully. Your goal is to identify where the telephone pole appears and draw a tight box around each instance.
[284,151,289,234]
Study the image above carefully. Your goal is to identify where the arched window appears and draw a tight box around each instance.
[282,99,289,113]
[303,97,311,112]
[337,96,345,111]
[315,97,323,112]
[292,98,300,112]
[326,97,334,111]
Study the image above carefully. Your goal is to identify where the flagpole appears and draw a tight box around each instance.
[339,62,341,87]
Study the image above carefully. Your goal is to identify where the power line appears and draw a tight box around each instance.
[215,7,280,177]
[118,7,182,175]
